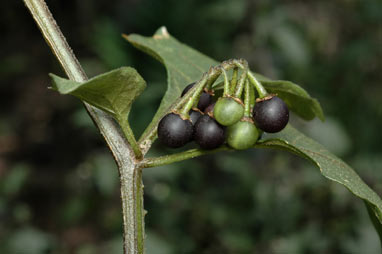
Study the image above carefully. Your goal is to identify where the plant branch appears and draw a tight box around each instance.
[23,0,144,253]
[141,146,232,168]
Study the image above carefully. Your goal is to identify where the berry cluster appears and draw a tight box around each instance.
[157,59,289,150]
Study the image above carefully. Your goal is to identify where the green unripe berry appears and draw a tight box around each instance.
[226,120,259,150]
[213,97,244,126]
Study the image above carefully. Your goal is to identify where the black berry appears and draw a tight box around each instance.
[181,83,212,111]
[194,115,225,149]
[157,113,193,148]
[253,96,289,133]
[189,109,203,125]
[181,83,195,97]
[204,102,215,115]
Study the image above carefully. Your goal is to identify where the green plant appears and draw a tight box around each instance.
[23,0,382,253]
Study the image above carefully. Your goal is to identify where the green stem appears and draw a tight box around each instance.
[180,59,246,116]
[230,67,238,94]
[249,80,255,111]
[142,138,310,169]
[118,116,143,159]
[141,146,231,168]
[23,1,145,253]
[221,67,230,97]
[243,80,251,117]
[205,67,220,90]
[180,73,209,117]
[234,60,248,98]
[119,164,145,254]
[247,71,267,98]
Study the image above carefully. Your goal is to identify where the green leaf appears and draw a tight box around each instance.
[257,125,382,213]
[50,67,146,157]
[50,67,146,119]
[258,126,382,242]
[125,26,382,239]
[365,201,382,247]
[261,80,325,121]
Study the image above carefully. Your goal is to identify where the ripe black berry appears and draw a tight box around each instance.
[194,115,225,149]
[157,113,193,148]
[253,96,289,133]
[204,102,215,115]
[189,109,203,125]
[181,83,212,111]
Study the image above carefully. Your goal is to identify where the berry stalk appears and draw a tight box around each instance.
[234,60,249,98]
[180,59,248,116]
[221,67,230,97]
[243,79,252,117]
[179,73,209,117]
[247,71,267,98]
[230,67,238,95]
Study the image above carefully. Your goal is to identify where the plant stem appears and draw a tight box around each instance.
[23,0,144,253]
[117,117,143,159]
[141,146,231,168]
[234,60,248,98]
[120,164,145,253]
[180,73,208,117]
[221,67,230,97]
[230,67,238,94]
[249,80,255,110]
[247,71,267,98]
[243,80,251,117]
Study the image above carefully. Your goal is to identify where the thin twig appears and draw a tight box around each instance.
[141,146,232,168]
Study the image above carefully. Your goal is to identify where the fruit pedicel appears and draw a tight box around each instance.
[157,59,289,150]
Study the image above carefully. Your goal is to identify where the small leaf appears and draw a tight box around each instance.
[126,27,382,239]
[50,67,146,119]
[261,80,324,121]
[50,67,146,157]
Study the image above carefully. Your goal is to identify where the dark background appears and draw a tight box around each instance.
[1,0,382,253]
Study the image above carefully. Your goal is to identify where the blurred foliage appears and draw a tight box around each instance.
[1,0,381,253]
